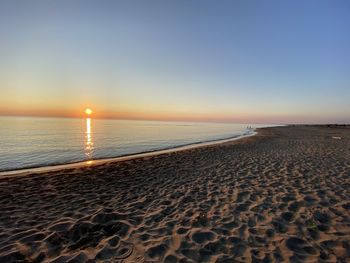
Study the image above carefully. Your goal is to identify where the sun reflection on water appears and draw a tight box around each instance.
[85,118,94,159]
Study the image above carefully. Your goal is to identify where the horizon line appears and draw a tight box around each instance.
[0,113,272,125]
[1,113,349,126]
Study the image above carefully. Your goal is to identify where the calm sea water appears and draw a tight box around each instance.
[0,117,268,171]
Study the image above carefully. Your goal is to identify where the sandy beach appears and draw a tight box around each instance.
[0,125,349,262]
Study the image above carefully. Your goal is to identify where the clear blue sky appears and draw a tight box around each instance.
[0,0,349,123]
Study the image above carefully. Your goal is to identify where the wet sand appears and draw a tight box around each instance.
[0,125,349,262]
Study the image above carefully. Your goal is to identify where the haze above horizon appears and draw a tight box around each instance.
[0,0,349,124]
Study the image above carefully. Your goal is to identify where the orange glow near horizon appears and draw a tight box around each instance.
[0,105,346,124]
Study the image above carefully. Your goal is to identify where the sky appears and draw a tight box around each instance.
[0,0,349,124]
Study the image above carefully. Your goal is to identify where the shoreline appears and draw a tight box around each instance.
[0,130,258,178]
[0,125,349,262]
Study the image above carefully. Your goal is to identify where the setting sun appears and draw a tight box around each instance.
[85,108,93,115]
[0,2,349,261]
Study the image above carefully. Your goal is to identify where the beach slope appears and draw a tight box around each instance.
[0,125,349,262]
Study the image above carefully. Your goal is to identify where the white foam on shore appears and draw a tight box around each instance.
[0,131,257,178]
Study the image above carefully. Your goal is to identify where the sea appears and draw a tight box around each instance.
[0,116,270,172]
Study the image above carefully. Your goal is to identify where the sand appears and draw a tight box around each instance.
[0,125,349,262]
